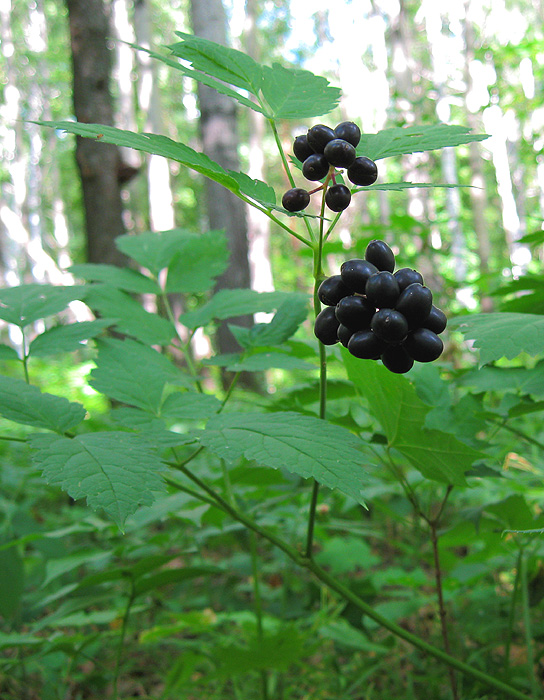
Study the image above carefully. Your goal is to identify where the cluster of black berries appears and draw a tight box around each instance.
[314,240,447,374]
[282,121,378,214]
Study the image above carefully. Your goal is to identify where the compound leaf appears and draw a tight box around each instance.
[69,264,160,294]
[260,63,341,119]
[160,391,221,421]
[29,320,113,357]
[169,32,263,94]
[450,313,544,365]
[0,284,85,328]
[0,375,86,433]
[30,431,166,530]
[90,338,185,413]
[359,124,488,161]
[115,229,192,276]
[229,297,309,349]
[179,290,302,330]
[343,353,483,486]
[201,411,370,504]
[165,230,230,294]
[84,285,175,346]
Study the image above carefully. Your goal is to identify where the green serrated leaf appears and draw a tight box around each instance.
[115,229,191,276]
[69,264,160,294]
[458,360,544,397]
[110,407,199,448]
[342,353,482,486]
[201,411,370,504]
[229,297,309,349]
[166,230,229,294]
[0,284,85,328]
[260,63,341,118]
[179,290,300,330]
[450,313,544,365]
[29,319,113,357]
[40,122,274,206]
[30,431,167,529]
[160,392,221,421]
[0,375,86,433]
[170,32,263,95]
[227,351,315,372]
[90,338,185,413]
[84,285,175,346]
[358,124,488,161]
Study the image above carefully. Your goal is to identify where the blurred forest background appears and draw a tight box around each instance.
[2,0,543,326]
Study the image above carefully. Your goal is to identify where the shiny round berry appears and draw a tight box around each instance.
[395,283,433,327]
[365,271,400,308]
[282,188,310,212]
[337,324,353,348]
[293,134,314,163]
[325,184,351,212]
[340,259,379,294]
[381,345,414,374]
[314,306,340,345]
[347,156,378,186]
[370,309,409,344]
[334,121,361,147]
[394,268,424,291]
[317,275,351,306]
[422,305,447,335]
[307,124,336,153]
[365,240,395,273]
[302,153,330,181]
[348,329,386,359]
[403,328,444,362]
[335,295,375,330]
[323,139,357,168]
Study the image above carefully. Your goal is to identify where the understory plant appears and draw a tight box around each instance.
[2,33,544,700]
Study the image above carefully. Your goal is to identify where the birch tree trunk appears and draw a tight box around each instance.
[66,0,129,266]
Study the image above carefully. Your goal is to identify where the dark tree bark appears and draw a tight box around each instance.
[66,0,131,265]
[189,0,255,352]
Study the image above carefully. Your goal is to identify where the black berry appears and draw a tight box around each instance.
[335,295,375,330]
[337,324,353,348]
[347,156,378,186]
[325,184,351,212]
[422,305,447,335]
[381,345,414,374]
[348,329,386,359]
[314,306,340,345]
[403,328,444,362]
[395,283,433,327]
[323,139,357,168]
[340,259,379,294]
[317,275,351,306]
[334,121,361,147]
[307,124,336,153]
[365,271,400,308]
[365,240,395,273]
[394,268,424,291]
[302,153,330,181]
[293,134,314,163]
[370,309,409,344]
[282,188,310,212]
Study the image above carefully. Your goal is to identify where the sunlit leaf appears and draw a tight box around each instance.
[0,284,85,328]
[69,264,160,294]
[29,319,113,357]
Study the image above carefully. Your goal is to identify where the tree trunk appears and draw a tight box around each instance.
[66,0,129,266]
[189,0,260,390]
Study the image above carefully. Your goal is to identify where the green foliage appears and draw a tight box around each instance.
[5,31,538,700]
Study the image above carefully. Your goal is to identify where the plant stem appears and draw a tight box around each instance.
[429,519,458,700]
[520,546,539,698]
[305,180,331,559]
[21,329,30,384]
[485,415,544,452]
[167,464,533,700]
[160,293,204,393]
